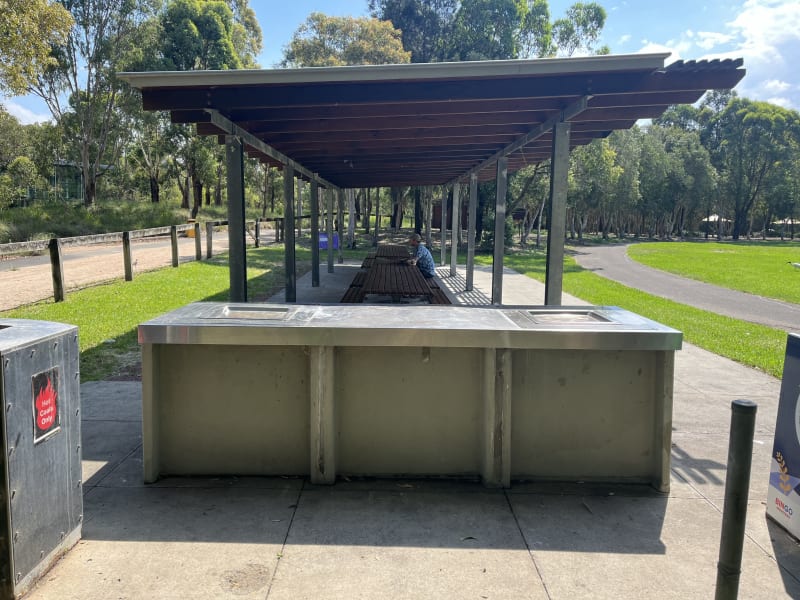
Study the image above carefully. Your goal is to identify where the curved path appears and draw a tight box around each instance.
[571,243,800,334]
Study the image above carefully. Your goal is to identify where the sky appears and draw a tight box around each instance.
[3,0,799,124]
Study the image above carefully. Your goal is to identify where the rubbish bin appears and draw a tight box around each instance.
[0,319,82,599]
[318,233,338,250]
[767,333,800,537]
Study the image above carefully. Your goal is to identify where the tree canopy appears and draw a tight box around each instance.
[281,13,410,67]
[368,0,605,61]
[0,0,73,95]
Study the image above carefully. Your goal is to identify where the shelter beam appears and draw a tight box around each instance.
[206,109,338,191]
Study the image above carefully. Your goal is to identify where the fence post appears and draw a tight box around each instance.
[194,222,201,260]
[170,225,179,267]
[122,231,133,281]
[254,219,260,248]
[206,222,214,259]
[715,399,758,600]
[48,237,65,302]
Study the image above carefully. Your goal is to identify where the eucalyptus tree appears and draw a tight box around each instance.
[367,0,458,63]
[0,0,73,95]
[30,0,160,207]
[281,13,410,67]
[702,96,800,239]
[568,137,620,240]
[369,0,605,60]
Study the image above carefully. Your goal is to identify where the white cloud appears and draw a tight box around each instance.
[766,96,792,109]
[726,0,800,65]
[762,79,792,93]
[694,31,735,50]
[2,100,51,125]
[618,34,631,45]
[636,41,689,64]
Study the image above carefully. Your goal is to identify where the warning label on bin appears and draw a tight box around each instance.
[32,367,60,443]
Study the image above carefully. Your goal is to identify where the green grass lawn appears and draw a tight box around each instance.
[628,240,800,304]
[475,246,791,378]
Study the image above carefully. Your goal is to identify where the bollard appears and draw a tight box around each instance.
[206,222,214,259]
[48,237,65,302]
[715,399,757,600]
[122,231,133,281]
[170,225,179,267]
[194,222,201,260]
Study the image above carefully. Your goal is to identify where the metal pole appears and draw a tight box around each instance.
[450,182,461,277]
[284,164,296,302]
[466,173,477,291]
[491,156,508,305]
[337,189,344,263]
[545,121,570,306]
[326,189,334,273]
[311,180,320,287]
[715,400,758,600]
[226,136,247,302]
[440,185,448,266]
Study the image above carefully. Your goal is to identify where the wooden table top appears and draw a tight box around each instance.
[361,262,431,296]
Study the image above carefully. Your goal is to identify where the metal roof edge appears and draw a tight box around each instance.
[119,53,672,89]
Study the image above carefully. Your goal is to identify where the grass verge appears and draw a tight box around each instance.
[1,245,312,381]
[628,240,800,304]
[476,248,788,378]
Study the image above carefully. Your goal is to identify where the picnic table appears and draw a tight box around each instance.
[341,244,450,304]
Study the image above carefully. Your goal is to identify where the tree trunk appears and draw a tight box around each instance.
[149,176,159,203]
[191,176,202,219]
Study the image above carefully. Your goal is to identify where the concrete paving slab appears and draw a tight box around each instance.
[268,487,548,600]
[81,419,142,487]
[671,431,775,501]
[25,486,299,600]
[80,381,142,421]
[511,493,800,598]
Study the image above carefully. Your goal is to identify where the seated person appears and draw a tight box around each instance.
[407,233,436,278]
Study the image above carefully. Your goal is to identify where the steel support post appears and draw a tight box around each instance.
[283,164,296,302]
[310,180,320,287]
[226,136,247,302]
[491,156,508,305]
[326,189,334,273]
[466,173,478,291]
[441,185,448,266]
[545,121,570,306]
[337,189,345,263]
[450,183,461,277]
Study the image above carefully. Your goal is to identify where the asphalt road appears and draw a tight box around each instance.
[570,242,800,334]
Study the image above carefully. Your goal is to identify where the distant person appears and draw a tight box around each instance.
[407,233,435,279]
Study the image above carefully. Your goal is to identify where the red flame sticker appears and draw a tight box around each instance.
[32,367,60,442]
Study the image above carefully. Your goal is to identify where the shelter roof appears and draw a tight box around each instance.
[120,53,745,189]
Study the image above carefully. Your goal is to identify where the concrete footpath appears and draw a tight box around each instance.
[23,263,800,599]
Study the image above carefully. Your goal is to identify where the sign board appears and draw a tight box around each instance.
[767,334,800,536]
[32,367,60,443]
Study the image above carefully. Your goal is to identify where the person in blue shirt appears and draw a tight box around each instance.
[407,233,436,278]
